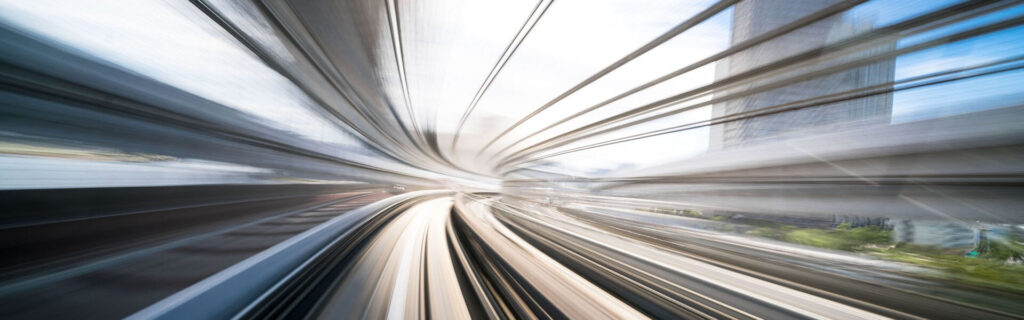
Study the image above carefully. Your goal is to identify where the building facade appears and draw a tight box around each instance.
[709,0,895,151]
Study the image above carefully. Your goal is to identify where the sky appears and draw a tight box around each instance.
[1,0,1022,178]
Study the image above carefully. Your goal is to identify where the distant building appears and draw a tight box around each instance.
[709,0,895,151]
[891,220,980,249]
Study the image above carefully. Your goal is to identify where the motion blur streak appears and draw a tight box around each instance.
[1,0,1024,319]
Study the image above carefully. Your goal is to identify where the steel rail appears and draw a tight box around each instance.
[511,56,1024,166]
[191,0,427,166]
[254,0,450,172]
[495,2,1021,170]
[473,0,740,158]
[450,0,553,153]
[486,0,870,160]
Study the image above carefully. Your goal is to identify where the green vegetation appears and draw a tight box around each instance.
[743,222,1024,295]
[874,243,1024,294]
[746,225,795,240]
[787,223,892,251]
[647,207,704,219]
[748,222,890,251]
[977,234,1024,261]
[648,207,1024,294]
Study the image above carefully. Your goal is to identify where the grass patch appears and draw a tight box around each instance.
[873,244,1024,295]
[744,222,1024,294]
[647,207,704,219]
[748,223,890,251]
[747,225,795,241]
